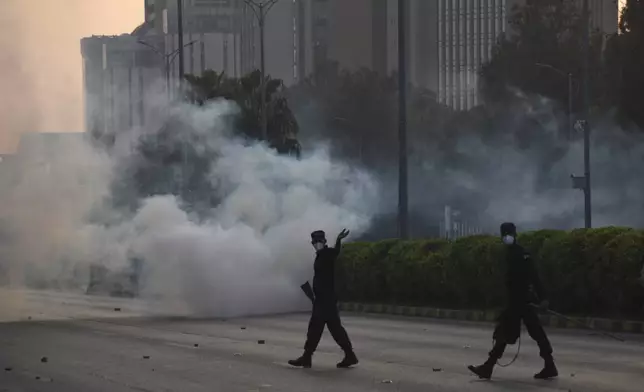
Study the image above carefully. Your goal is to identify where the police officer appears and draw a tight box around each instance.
[288,229,358,369]
[468,222,558,380]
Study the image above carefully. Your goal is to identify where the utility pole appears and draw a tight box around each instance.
[582,0,592,228]
[137,38,198,101]
[177,0,188,202]
[244,0,279,142]
[177,0,185,91]
[567,72,573,140]
[398,0,409,239]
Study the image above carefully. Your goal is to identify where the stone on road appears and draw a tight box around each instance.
[0,294,643,391]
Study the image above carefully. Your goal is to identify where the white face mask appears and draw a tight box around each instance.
[502,235,515,245]
[313,242,325,251]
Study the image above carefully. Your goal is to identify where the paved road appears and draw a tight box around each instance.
[1,290,643,391]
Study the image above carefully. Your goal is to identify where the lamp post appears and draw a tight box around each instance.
[581,0,591,229]
[244,0,279,142]
[398,0,409,239]
[136,39,198,100]
[534,62,574,140]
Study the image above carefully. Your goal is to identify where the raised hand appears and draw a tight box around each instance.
[337,229,350,241]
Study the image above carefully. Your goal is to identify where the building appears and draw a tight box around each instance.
[295,0,617,111]
[582,0,619,34]
[293,0,507,110]
[293,0,437,89]
[82,0,308,133]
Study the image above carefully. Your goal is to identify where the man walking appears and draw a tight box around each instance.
[468,222,558,380]
[288,229,358,369]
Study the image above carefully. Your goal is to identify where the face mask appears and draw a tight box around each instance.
[502,235,515,245]
[313,242,325,251]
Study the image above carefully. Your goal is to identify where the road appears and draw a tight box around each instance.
[1,290,643,391]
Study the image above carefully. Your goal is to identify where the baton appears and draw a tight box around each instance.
[531,304,625,342]
[300,281,315,303]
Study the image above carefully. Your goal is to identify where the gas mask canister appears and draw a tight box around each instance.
[313,242,325,251]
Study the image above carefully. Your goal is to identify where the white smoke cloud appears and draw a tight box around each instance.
[0,100,380,318]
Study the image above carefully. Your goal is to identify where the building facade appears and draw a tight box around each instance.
[82,0,305,134]
[83,0,620,134]
[305,0,617,111]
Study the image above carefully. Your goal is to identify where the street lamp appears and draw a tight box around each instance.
[136,39,198,100]
[398,0,409,239]
[534,62,590,228]
[581,0,592,229]
[534,63,574,140]
[244,0,279,142]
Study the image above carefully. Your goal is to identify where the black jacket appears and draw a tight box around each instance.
[505,244,546,307]
[312,245,340,301]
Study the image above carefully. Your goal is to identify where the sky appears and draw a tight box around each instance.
[0,0,142,153]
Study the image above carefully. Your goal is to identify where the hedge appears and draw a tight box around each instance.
[336,227,644,319]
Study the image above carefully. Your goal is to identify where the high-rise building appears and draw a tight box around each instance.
[436,0,524,110]
[81,0,307,133]
[295,0,617,111]
[580,0,619,34]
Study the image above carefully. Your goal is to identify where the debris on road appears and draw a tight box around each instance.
[241,327,247,330]
[463,345,471,349]
[234,353,243,357]
[194,344,199,348]
[114,308,121,312]
[432,368,443,372]
[381,379,393,384]
[257,340,266,345]
[41,357,48,363]
[4,367,12,372]
[143,356,150,359]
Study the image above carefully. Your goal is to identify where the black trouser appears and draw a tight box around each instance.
[490,304,553,360]
[303,299,353,355]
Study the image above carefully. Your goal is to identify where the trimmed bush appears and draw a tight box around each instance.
[336,228,644,319]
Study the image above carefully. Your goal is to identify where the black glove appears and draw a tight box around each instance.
[300,281,315,303]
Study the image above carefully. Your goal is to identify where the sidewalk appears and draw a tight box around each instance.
[339,302,644,334]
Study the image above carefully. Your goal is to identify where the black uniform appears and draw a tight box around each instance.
[303,244,353,354]
[490,243,553,361]
[468,222,557,380]
[289,230,357,369]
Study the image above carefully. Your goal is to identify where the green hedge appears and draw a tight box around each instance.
[336,228,644,319]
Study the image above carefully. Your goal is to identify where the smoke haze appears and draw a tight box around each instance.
[0,0,141,149]
[0,99,380,318]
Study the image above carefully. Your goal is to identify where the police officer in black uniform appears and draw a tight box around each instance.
[288,229,358,369]
[468,222,558,380]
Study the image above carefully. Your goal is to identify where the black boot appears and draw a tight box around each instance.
[336,350,359,368]
[288,353,312,368]
[467,358,496,380]
[534,358,558,379]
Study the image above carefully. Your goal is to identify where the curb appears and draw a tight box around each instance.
[338,302,644,334]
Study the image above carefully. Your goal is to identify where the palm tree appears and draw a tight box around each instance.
[184,69,301,157]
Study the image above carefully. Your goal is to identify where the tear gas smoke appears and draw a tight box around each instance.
[0,101,380,318]
[328,92,644,237]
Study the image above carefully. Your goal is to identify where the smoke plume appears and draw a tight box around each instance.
[0,99,379,318]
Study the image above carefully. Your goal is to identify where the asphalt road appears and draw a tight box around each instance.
[1,290,643,391]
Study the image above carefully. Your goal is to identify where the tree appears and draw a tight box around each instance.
[604,0,644,130]
[185,70,301,157]
[287,62,450,170]
[480,0,606,116]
